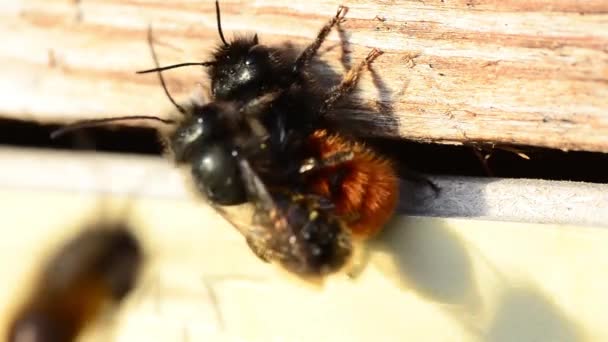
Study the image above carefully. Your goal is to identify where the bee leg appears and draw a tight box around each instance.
[341,211,361,223]
[400,168,440,197]
[241,90,283,118]
[292,5,348,76]
[300,193,336,210]
[309,195,335,210]
[346,241,369,279]
[319,48,383,116]
[298,151,354,174]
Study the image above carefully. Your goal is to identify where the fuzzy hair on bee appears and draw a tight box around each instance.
[51,1,381,210]
[303,129,400,238]
[50,1,398,280]
[8,223,142,342]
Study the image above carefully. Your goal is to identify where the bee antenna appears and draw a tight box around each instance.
[50,116,176,140]
[135,61,215,74]
[144,25,187,115]
[215,0,229,46]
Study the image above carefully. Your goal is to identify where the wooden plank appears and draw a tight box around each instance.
[0,146,606,226]
[1,0,607,152]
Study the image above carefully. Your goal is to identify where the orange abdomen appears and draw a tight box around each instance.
[306,130,399,238]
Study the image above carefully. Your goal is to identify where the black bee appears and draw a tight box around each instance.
[8,223,142,342]
[51,1,383,278]
[51,87,354,280]
[134,1,384,195]
[53,1,381,203]
[162,91,357,279]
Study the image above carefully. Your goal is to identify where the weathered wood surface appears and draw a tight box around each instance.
[0,0,607,152]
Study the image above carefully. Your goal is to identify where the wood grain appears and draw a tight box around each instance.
[1,0,607,152]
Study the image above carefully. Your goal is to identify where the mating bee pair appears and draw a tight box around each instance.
[52,1,399,280]
[9,2,402,341]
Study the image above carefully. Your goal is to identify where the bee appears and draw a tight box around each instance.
[8,223,142,342]
[135,1,400,239]
[53,1,351,205]
[228,158,353,279]
[298,129,400,238]
[51,2,397,278]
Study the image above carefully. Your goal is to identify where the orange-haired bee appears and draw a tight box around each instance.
[8,224,142,342]
[300,129,400,238]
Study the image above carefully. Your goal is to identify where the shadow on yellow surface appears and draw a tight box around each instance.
[0,187,602,341]
[372,215,587,341]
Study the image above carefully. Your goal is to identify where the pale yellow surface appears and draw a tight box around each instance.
[0,188,606,341]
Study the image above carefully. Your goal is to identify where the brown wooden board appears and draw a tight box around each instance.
[1,0,607,151]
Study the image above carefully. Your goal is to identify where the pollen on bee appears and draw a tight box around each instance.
[309,210,319,221]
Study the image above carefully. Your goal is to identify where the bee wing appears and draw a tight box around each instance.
[240,157,300,257]
[236,157,277,213]
[209,157,302,265]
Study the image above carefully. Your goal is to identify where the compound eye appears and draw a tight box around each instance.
[244,53,259,68]
[191,144,246,205]
[192,105,224,138]
[246,45,269,66]
[171,106,223,161]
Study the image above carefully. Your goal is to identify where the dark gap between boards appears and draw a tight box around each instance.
[0,118,606,184]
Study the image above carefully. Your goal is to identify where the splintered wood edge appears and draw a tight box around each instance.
[0,0,607,152]
[0,146,605,227]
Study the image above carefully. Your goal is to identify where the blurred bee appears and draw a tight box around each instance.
[51,1,399,278]
[8,223,142,342]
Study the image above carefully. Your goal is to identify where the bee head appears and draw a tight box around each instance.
[209,36,274,100]
[170,103,247,206]
[170,104,225,163]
